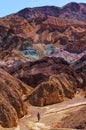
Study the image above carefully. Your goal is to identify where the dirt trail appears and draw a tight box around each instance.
[0,96,86,130]
[18,96,86,130]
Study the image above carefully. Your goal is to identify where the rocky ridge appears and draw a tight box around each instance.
[0,69,32,128]
[18,3,86,22]
[0,2,85,128]
[6,57,84,106]
[28,73,77,106]
[0,3,85,63]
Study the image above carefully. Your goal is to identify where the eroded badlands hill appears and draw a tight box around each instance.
[0,69,32,128]
[0,2,86,128]
[0,2,85,64]
[6,57,84,106]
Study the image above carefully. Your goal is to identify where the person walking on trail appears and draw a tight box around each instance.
[37,112,40,122]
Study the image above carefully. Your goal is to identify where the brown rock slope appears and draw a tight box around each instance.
[72,55,86,95]
[61,106,86,129]
[0,3,85,61]
[0,69,32,128]
[28,73,76,106]
[73,55,86,75]
[18,3,86,22]
[7,57,81,87]
[7,57,83,106]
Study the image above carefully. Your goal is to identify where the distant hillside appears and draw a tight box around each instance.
[0,2,85,63]
[18,2,86,22]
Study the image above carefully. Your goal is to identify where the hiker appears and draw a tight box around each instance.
[37,112,40,122]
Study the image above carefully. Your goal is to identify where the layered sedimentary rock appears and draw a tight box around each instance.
[6,57,76,86]
[72,55,86,95]
[61,106,86,129]
[28,73,77,106]
[0,94,18,128]
[72,55,86,85]
[6,57,83,106]
[0,3,85,63]
[73,55,86,74]
[0,69,32,128]
[0,2,85,127]
[8,57,83,86]
[18,3,86,22]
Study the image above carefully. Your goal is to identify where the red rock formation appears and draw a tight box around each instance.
[73,55,86,74]
[28,73,77,106]
[0,3,85,61]
[6,57,83,106]
[61,106,86,129]
[0,69,32,128]
[72,55,86,93]
[7,57,82,88]
[0,2,85,127]
[18,3,86,22]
